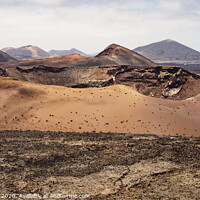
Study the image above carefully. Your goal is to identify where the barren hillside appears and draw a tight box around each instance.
[0,77,199,137]
[0,50,17,65]
[134,39,200,62]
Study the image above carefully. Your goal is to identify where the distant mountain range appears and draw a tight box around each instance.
[1,44,157,68]
[2,40,200,64]
[1,45,93,60]
[0,50,17,64]
[1,45,50,60]
[134,39,200,62]
[48,48,89,57]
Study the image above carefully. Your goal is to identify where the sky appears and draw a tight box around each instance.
[0,0,200,53]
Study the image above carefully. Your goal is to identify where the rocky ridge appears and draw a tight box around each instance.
[1,44,200,100]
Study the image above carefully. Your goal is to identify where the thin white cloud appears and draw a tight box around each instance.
[0,0,200,52]
[158,0,182,11]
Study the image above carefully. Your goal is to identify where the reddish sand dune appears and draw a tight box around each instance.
[0,77,199,136]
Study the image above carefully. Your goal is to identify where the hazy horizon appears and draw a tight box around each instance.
[1,0,200,53]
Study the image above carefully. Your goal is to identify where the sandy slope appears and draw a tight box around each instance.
[0,77,199,136]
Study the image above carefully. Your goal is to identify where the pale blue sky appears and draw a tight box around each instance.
[0,0,200,53]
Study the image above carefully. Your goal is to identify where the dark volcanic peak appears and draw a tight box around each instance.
[134,39,200,62]
[49,48,88,57]
[0,50,17,64]
[95,43,120,57]
[96,43,157,67]
[1,45,50,60]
